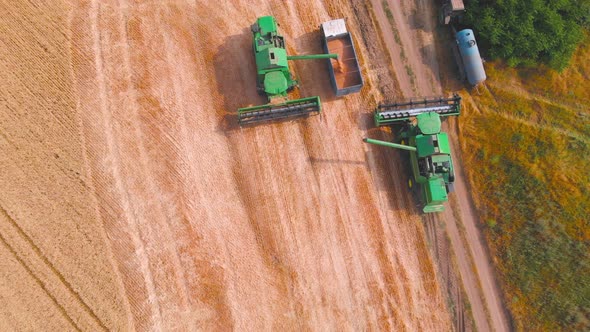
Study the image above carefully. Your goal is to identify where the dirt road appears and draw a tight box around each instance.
[371,0,511,331]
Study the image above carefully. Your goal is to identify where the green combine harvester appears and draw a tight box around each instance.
[238,16,338,125]
[364,95,461,213]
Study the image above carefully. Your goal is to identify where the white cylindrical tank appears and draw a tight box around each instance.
[456,29,486,86]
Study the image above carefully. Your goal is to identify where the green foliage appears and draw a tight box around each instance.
[471,128,590,329]
[494,161,590,330]
[464,0,589,70]
[460,43,590,329]
[486,218,497,229]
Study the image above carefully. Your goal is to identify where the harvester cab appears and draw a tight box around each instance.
[363,95,461,213]
[238,16,338,126]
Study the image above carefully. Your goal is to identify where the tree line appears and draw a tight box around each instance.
[464,0,590,70]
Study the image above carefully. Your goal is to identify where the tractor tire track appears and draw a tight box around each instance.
[1,1,130,330]
[73,1,164,329]
[0,205,107,331]
[0,215,81,331]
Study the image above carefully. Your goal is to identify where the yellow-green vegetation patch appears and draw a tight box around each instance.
[459,36,590,331]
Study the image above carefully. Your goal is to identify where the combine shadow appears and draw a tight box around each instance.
[357,86,413,212]
[361,108,421,213]
[366,133,418,213]
[420,43,440,79]
[213,28,264,132]
[432,22,465,91]
[408,10,433,32]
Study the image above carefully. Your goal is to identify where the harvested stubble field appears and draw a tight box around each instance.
[0,0,496,330]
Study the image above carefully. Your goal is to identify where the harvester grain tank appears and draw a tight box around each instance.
[237,16,338,125]
[320,19,363,96]
[456,29,486,86]
[364,95,461,213]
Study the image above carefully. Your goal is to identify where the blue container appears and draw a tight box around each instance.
[456,29,486,86]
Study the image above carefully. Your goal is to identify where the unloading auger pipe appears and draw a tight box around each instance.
[287,53,338,60]
[363,138,417,151]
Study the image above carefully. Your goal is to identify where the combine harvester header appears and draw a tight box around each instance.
[374,94,461,126]
[365,95,461,213]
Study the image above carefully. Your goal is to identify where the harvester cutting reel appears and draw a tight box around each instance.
[237,96,322,126]
[374,94,461,127]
